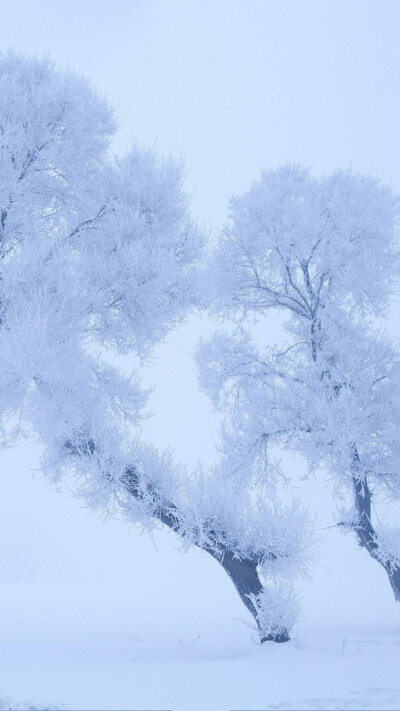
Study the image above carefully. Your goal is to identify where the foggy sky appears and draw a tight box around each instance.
[1,0,399,583]
[3,0,400,229]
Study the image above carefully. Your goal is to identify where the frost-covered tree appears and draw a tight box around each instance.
[197,164,400,604]
[0,53,307,643]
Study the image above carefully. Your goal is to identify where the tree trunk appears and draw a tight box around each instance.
[65,443,289,643]
[121,465,289,643]
[351,447,400,602]
[219,550,289,642]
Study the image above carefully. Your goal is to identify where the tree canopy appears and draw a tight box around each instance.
[198,163,400,602]
[0,52,308,643]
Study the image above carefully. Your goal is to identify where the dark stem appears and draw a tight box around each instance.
[0,208,7,237]
[63,439,289,643]
[219,551,289,643]
[120,464,289,643]
[351,445,400,602]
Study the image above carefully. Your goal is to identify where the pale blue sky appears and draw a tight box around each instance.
[2,0,400,464]
[2,0,400,228]
[1,0,400,583]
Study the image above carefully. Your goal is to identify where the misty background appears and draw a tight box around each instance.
[0,0,399,624]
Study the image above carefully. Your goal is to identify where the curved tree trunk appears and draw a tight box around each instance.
[65,441,289,643]
[219,551,289,642]
[351,446,400,602]
[120,465,289,643]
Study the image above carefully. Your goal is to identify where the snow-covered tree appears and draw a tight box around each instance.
[0,53,308,643]
[197,164,400,604]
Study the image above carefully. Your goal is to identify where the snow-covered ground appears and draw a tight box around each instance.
[0,538,399,711]
[0,320,399,710]
[0,433,399,711]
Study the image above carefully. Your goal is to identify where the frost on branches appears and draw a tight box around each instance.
[197,163,400,605]
[0,52,305,643]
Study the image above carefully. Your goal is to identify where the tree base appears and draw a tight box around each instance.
[261,630,290,643]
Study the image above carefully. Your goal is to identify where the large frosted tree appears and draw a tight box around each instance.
[0,53,307,643]
[197,164,400,605]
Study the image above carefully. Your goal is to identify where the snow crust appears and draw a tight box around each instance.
[0,442,399,711]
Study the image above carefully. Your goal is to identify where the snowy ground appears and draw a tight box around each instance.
[0,321,399,711]
[0,459,399,711]
[1,567,399,711]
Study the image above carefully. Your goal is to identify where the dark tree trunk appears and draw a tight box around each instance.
[351,446,400,602]
[219,550,289,642]
[65,444,289,643]
[121,466,289,643]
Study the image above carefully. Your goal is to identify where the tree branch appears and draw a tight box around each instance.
[63,437,289,642]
